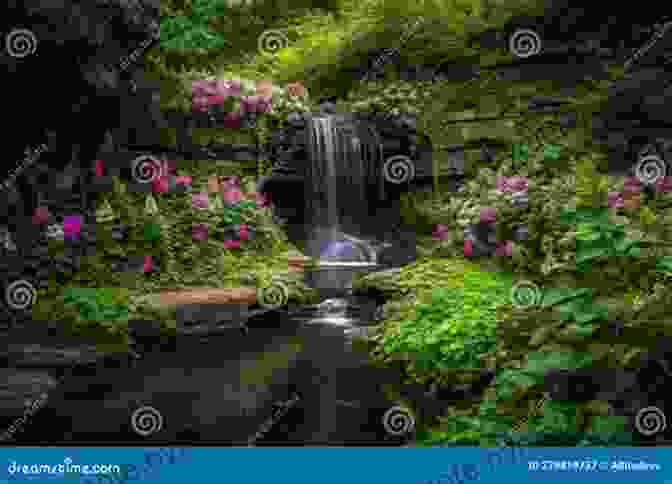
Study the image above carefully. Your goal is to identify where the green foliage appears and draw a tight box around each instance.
[559,207,641,270]
[541,286,608,326]
[378,270,513,371]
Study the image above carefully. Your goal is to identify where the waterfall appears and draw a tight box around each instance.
[304,114,385,267]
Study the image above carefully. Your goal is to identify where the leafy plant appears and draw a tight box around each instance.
[540,286,608,325]
[559,207,641,270]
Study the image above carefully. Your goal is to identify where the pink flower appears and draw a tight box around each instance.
[223,239,241,249]
[623,176,642,193]
[464,239,474,257]
[222,188,243,204]
[495,240,513,257]
[32,206,49,225]
[432,224,449,240]
[63,215,81,238]
[256,192,270,208]
[221,111,243,128]
[240,95,272,114]
[192,192,209,209]
[152,175,169,193]
[480,207,497,223]
[220,176,240,188]
[496,175,528,193]
[95,159,105,177]
[192,223,208,241]
[608,191,624,209]
[655,176,672,193]
[163,159,176,175]
[238,224,251,241]
[143,256,153,273]
[175,175,192,187]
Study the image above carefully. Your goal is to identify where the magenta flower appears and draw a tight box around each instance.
[175,175,192,188]
[608,191,624,209]
[256,192,271,208]
[32,206,50,225]
[655,176,672,192]
[623,176,642,193]
[192,223,209,241]
[223,239,241,249]
[95,159,105,177]
[432,224,449,241]
[464,239,474,257]
[152,175,169,193]
[143,256,153,273]
[220,176,240,188]
[222,187,243,205]
[238,224,251,241]
[240,95,272,114]
[63,215,81,239]
[192,192,209,209]
[495,240,513,257]
[221,111,243,129]
[496,175,528,193]
[480,207,497,223]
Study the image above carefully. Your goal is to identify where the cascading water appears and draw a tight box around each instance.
[304,114,383,266]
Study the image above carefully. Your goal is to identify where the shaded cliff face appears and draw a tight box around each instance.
[1,0,159,229]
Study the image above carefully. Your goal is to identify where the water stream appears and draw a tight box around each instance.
[7,111,408,445]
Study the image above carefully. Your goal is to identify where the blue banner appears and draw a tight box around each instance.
[0,447,670,484]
